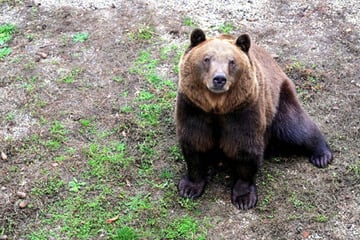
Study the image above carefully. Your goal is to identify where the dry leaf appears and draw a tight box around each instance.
[106,215,119,224]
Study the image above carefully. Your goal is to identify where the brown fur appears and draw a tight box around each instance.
[175,29,332,210]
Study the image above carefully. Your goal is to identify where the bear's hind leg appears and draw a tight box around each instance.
[272,81,333,168]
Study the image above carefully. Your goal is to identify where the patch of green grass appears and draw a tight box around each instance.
[184,16,196,27]
[163,216,205,239]
[0,23,16,58]
[68,177,86,192]
[129,25,155,41]
[138,26,154,40]
[218,22,235,34]
[5,111,15,121]
[288,192,304,208]
[60,67,82,83]
[112,76,124,83]
[31,175,64,197]
[72,32,89,42]
[177,198,199,211]
[120,105,132,113]
[85,141,133,177]
[115,226,138,240]
[0,23,16,45]
[314,214,329,223]
[0,47,12,58]
[79,119,91,127]
[42,120,68,151]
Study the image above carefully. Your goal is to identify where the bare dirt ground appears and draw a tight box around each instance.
[0,0,359,239]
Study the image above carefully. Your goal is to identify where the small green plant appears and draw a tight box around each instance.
[0,47,11,58]
[68,178,86,192]
[218,22,235,34]
[120,105,132,113]
[79,119,91,127]
[115,226,138,240]
[60,68,82,83]
[178,198,199,211]
[289,192,304,208]
[0,23,16,45]
[43,121,68,151]
[314,214,329,223]
[85,142,132,177]
[31,176,64,196]
[112,76,124,83]
[184,16,196,27]
[163,216,202,239]
[0,23,16,58]
[6,111,15,121]
[72,32,89,42]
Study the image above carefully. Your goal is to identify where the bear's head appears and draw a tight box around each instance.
[178,28,259,114]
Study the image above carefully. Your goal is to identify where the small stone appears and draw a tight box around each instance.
[1,151,7,161]
[0,235,8,240]
[19,200,29,209]
[16,191,27,199]
[36,51,48,59]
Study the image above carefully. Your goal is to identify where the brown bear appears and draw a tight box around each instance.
[175,28,333,210]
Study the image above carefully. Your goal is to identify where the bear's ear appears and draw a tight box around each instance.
[190,28,206,47]
[235,34,251,52]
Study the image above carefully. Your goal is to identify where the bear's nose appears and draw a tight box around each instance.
[213,74,227,89]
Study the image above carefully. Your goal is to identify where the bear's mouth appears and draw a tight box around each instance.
[208,87,228,94]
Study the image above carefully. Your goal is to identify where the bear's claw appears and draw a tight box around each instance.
[310,149,332,168]
[178,175,206,199]
[231,180,257,210]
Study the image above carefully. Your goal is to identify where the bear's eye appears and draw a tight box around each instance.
[203,57,210,64]
[229,59,235,66]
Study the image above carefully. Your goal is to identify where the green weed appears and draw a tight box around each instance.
[60,68,82,83]
[115,226,138,240]
[314,214,329,223]
[68,177,86,192]
[0,47,11,58]
[31,176,64,196]
[163,216,204,239]
[218,22,235,34]
[85,142,132,177]
[178,198,199,211]
[0,23,16,58]
[5,111,15,121]
[138,26,154,40]
[72,32,89,42]
[184,16,196,27]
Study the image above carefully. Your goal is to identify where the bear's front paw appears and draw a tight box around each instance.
[310,148,332,168]
[178,175,206,199]
[231,179,257,210]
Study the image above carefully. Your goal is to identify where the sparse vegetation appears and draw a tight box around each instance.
[0,23,16,58]
[218,22,235,34]
[72,32,89,43]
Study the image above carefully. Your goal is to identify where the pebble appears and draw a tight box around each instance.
[1,151,7,161]
[0,235,8,240]
[36,51,48,59]
[19,200,29,209]
[16,191,27,199]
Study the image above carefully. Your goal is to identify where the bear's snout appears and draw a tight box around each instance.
[212,73,227,90]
